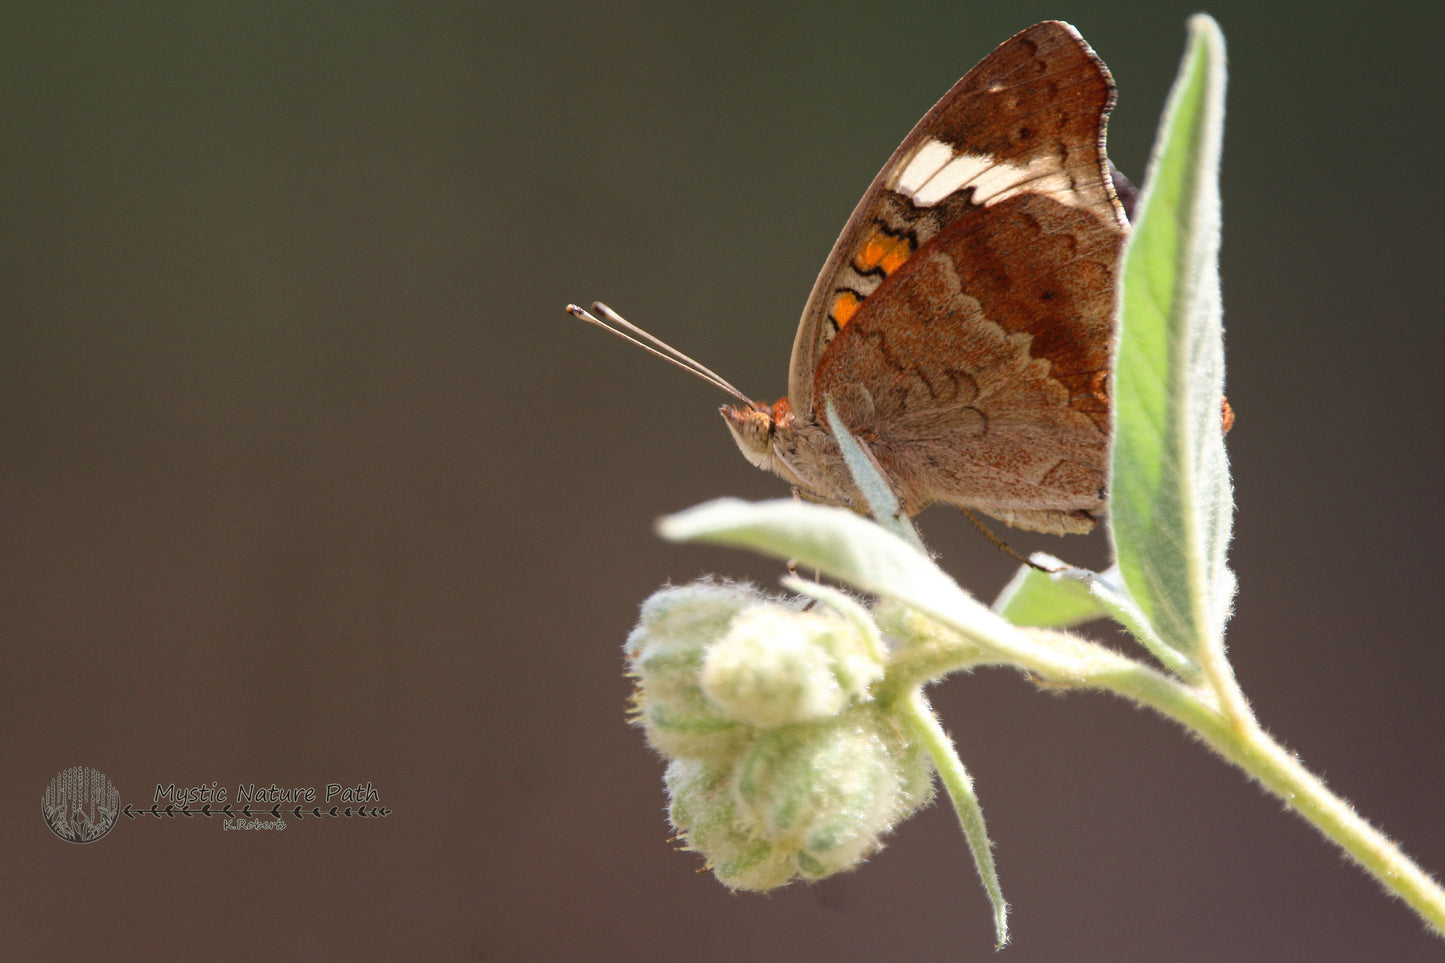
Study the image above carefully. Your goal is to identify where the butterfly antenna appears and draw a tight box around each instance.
[565,302,756,407]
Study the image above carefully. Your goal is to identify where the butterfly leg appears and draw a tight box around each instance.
[783,486,828,599]
[960,508,1060,573]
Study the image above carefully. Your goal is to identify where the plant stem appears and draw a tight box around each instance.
[1093,661,1445,935]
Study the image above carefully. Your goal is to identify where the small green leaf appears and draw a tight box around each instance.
[991,557,1108,629]
[992,560,1199,679]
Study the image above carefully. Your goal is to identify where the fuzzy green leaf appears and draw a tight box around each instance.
[1109,14,1234,658]
[991,558,1109,629]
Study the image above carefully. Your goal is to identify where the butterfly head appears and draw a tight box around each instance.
[720,398,806,486]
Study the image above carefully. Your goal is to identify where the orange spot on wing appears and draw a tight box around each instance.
[831,291,862,328]
[853,226,913,276]
[879,235,911,274]
[854,237,885,271]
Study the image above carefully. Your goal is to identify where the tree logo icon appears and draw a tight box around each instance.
[42,766,119,843]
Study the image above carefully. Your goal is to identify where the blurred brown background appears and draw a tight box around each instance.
[4,1,1443,959]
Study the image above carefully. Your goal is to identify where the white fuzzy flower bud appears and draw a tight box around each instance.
[664,758,796,892]
[624,582,766,761]
[700,605,878,728]
[627,580,934,892]
[731,709,934,881]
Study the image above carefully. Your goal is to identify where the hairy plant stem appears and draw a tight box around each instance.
[1074,655,1445,935]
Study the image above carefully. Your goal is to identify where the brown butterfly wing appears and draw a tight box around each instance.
[814,197,1119,532]
[790,21,1126,533]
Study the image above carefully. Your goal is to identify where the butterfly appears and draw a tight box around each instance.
[572,21,1141,536]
